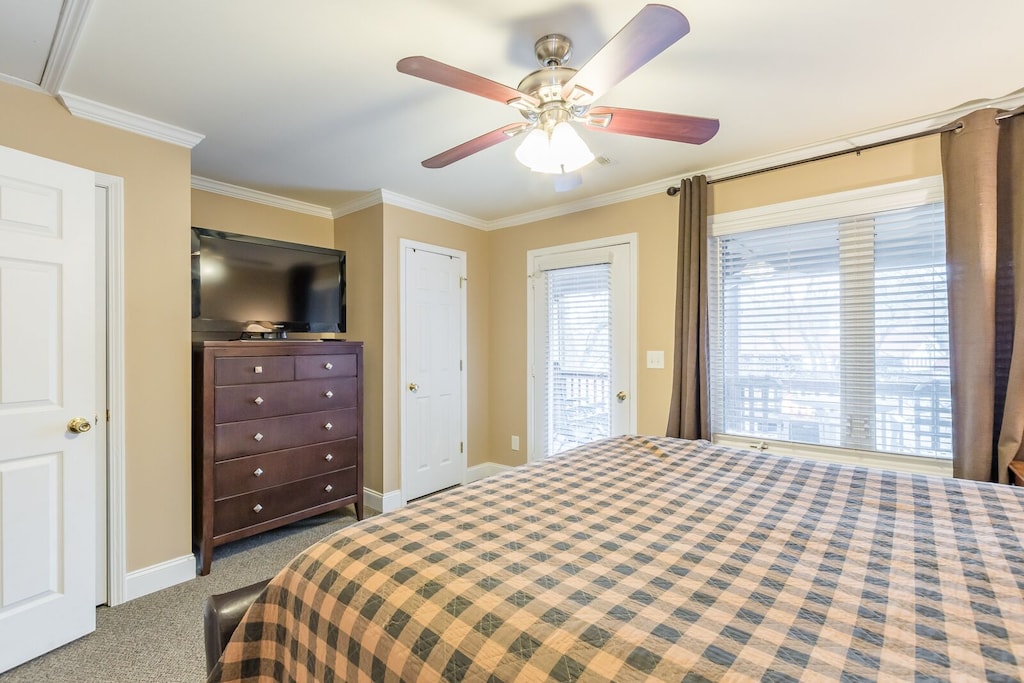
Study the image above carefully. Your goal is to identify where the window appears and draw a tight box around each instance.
[708,178,952,461]
[542,263,613,455]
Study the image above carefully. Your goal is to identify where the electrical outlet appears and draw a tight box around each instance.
[511,435,520,451]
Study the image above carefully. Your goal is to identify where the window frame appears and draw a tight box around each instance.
[708,176,953,477]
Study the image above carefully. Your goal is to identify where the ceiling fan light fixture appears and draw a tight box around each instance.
[514,128,551,171]
[550,121,594,172]
[515,121,594,175]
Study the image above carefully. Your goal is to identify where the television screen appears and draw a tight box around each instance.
[191,228,346,334]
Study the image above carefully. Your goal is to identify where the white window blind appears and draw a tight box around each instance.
[708,200,952,459]
[541,263,612,457]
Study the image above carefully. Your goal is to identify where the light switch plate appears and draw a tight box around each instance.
[511,435,520,451]
[647,350,665,369]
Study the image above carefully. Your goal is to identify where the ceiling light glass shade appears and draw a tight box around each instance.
[514,128,552,171]
[549,121,594,172]
[515,122,595,174]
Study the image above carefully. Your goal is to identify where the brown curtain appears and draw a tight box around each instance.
[666,175,710,440]
[941,107,1024,482]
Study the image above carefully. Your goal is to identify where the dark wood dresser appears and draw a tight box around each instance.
[192,340,363,575]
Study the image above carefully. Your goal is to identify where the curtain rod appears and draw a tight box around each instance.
[666,107,1024,195]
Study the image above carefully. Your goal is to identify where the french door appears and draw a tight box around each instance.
[529,237,635,460]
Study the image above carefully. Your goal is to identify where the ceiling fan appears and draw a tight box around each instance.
[396,4,719,177]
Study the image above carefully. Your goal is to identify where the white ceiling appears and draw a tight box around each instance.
[4,0,1024,224]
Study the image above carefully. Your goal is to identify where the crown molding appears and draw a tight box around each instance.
[486,175,675,230]
[696,90,1024,183]
[192,91,1024,231]
[332,190,489,230]
[40,0,93,94]
[58,92,205,148]
[379,190,489,230]
[331,191,385,219]
[0,71,45,93]
[191,176,333,219]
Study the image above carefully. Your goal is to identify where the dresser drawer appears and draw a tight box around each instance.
[214,438,357,498]
[295,353,357,380]
[214,377,358,423]
[215,356,294,385]
[214,408,357,460]
[213,469,358,537]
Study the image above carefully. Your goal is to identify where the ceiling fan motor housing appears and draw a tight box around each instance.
[534,34,572,67]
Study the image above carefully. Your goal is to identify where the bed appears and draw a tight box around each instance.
[209,435,1024,681]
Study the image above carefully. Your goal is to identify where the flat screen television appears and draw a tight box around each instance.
[191,227,346,335]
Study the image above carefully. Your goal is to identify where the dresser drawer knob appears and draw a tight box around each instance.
[324,390,334,399]
[254,432,264,442]
[254,396,264,405]
[324,422,333,431]
[254,365,263,374]
[253,467,264,477]
[325,484,334,493]
[324,362,333,370]
[325,453,333,462]
[253,504,263,513]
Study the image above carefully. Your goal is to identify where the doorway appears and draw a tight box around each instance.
[528,235,637,461]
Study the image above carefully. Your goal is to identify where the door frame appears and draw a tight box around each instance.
[399,239,468,505]
[95,173,127,606]
[526,233,638,463]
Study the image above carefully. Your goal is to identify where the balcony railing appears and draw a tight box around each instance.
[549,369,610,455]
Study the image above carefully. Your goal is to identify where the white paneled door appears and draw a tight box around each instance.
[0,145,97,672]
[401,243,465,502]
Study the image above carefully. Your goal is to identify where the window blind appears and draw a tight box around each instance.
[541,263,612,457]
[708,201,951,459]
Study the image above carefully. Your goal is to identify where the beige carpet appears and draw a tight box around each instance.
[1,508,362,682]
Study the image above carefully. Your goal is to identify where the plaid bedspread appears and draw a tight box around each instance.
[210,436,1024,682]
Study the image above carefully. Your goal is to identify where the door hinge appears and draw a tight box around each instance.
[106,408,110,422]
[460,359,463,371]
[459,276,467,289]
[460,441,464,453]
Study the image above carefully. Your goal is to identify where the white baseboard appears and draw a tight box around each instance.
[363,486,404,513]
[364,468,511,515]
[466,462,514,483]
[124,554,195,602]
[121,468,506,603]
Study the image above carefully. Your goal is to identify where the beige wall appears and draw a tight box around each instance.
[333,205,385,492]
[0,81,192,571]
[487,193,680,467]
[712,137,941,213]
[191,189,334,247]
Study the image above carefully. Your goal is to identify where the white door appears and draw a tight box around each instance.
[0,145,97,673]
[401,243,465,501]
[529,239,635,460]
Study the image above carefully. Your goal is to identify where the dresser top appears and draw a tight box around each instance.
[194,339,363,357]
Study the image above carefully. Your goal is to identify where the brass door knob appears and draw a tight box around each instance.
[408,383,419,392]
[616,391,628,402]
[68,417,92,434]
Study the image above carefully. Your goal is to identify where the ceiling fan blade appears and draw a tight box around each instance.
[561,4,690,105]
[584,106,719,144]
[422,123,531,169]
[398,56,539,109]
